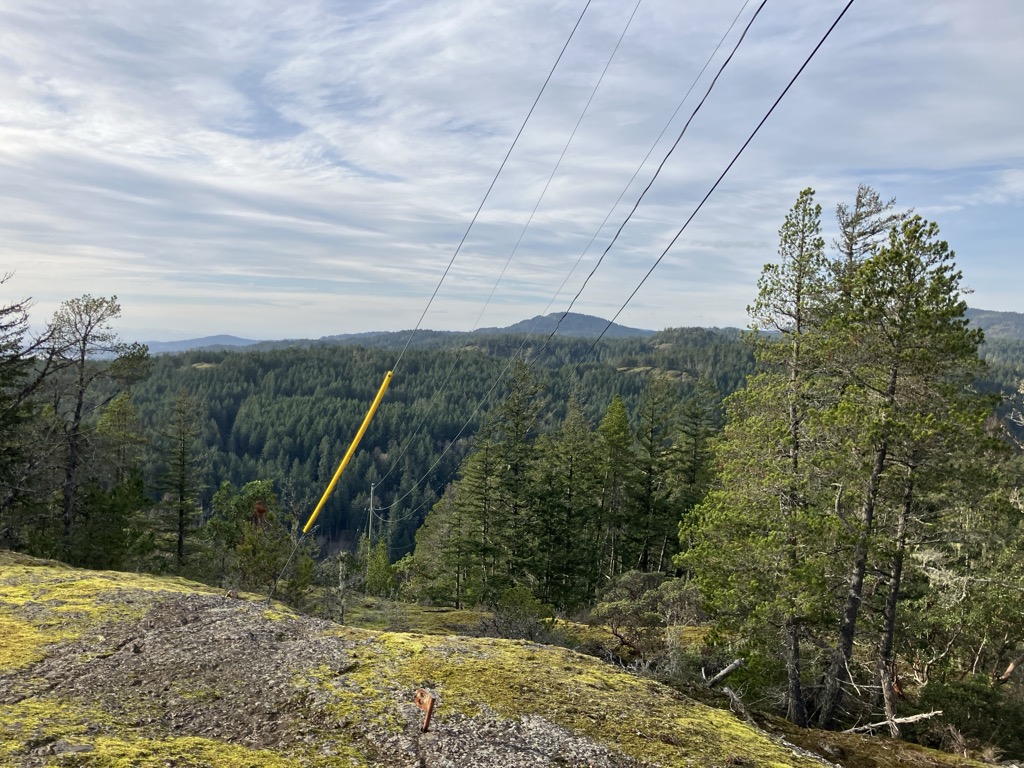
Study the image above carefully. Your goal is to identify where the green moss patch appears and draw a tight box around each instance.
[316,630,821,767]
[772,719,989,768]
[0,699,319,768]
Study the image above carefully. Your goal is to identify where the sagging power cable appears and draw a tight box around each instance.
[539,0,767,352]
[376,0,759,517]
[391,0,595,374]
[270,2,596,597]
[376,0,644,488]
[577,0,858,366]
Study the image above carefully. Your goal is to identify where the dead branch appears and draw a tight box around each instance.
[843,710,942,734]
[705,658,745,688]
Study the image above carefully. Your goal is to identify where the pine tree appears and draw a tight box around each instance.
[682,189,834,726]
[817,215,988,727]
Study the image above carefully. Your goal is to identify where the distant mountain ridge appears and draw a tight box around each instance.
[966,308,1024,341]
[143,335,260,354]
[144,314,651,354]
[475,312,653,338]
[145,308,1019,353]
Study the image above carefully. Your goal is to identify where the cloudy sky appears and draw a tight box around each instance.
[1,0,1021,341]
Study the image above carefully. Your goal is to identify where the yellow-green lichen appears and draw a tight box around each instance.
[343,632,821,768]
[0,698,361,768]
[341,597,486,635]
[298,651,406,736]
[53,735,313,768]
[0,556,224,666]
[0,698,106,761]
[0,613,55,671]
[262,606,295,622]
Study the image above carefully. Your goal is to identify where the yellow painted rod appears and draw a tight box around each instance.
[303,370,393,534]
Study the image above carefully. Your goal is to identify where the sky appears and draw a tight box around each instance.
[0,0,1021,342]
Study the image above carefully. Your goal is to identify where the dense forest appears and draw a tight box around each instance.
[1,184,1022,756]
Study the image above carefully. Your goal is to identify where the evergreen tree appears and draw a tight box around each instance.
[816,215,989,727]
[631,377,679,574]
[44,295,150,553]
[532,396,601,611]
[682,189,834,725]
[158,392,206,568]
[489,359,544,593]
[596,394,635,583]
[0,281,56,547]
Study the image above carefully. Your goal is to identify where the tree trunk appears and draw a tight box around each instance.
[819,360,898,728]
[996,651,1024,684]
[878,467,912,737]
[786,617,808,727]
[819,438,888,727]
[61,348,88,548]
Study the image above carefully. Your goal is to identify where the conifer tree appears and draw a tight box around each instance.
[596,394,635,583]
[489,359,543,593]
[817,215,988,727]
[44,295,150,552]
[532,396,601,611]
[682,188,834,726]
[631,377,679,574]
[159,392,206,568]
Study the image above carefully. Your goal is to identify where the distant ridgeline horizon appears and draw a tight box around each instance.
[141,307,1023,354]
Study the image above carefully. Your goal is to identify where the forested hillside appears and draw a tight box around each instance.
[128,327,752,555]
[967,307,1024,340]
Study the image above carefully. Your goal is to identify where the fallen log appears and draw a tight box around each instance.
[704,658,745,688]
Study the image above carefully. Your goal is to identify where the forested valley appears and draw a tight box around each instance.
[2,185,1023,758]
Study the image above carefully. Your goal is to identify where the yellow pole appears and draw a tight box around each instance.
[302,370,393,534]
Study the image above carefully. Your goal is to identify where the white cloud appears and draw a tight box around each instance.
[0,0,1021,340]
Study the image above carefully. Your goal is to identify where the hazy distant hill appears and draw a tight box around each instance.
[967,308,1024,341]
[148,308,1020,354]
[475,312,653,338]
[310,312,653,349]
[144,335,260,354]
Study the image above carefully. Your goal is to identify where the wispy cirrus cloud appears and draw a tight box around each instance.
[0,0,1020,340]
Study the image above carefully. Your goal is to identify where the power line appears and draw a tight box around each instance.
[577,0,858,366]
[531,0,755,344]
[375,0,758,513]
[268,0,610,587]
[540,0,767,352]
[391,0,595,374]
[376,0,644,488]
[467,0,645,336]
[381,0,857,521]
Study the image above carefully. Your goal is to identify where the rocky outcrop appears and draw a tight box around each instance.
[0,552,932,767]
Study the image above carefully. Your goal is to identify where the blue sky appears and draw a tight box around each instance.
[1,0,1021,341]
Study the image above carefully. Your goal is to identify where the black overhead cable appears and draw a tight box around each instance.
[270,5,596,596]
[391,0,594,374]
[376,0,761,516]
[577,0,858,367]
[376,0,643,489]
[468,0,645,334]
[529,0,754,342]
[540,0,767,351]
[373,0,856,524]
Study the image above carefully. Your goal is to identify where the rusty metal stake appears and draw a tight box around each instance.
[413,688,436,733]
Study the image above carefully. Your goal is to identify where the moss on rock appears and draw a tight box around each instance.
[0,552,992,768]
